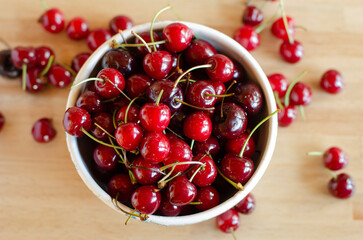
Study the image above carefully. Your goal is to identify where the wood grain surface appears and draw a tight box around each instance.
[0,0,362,239]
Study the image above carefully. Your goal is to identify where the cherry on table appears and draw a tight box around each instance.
[313,147,349,171]
[0,112,4,132]
[125,73,152,99]
[109,15,133,35]
[221,153,254,184]
[76,91,104,113]
[90,112,114,141]
[107,173,134,202]
[225,133,256,157]
[280,40,304,63]
[216,208,240,233]
[195,186,220,211]
[24,68,48,92]
[231,81,263,115]
[162,22,194,53]
[11,46,37,69]
[87,28,112,51]
[235,193,255,214]
[48,64,73,88]
[268,73,288,98]
[187,154,217,187]
[93,144,118,171]
[63,107,92,137]
[183,112,212,142]
[115,122,143,151]
[278,105,297,127]
[38,8,65,34]
[193,136,220,157]
[163,138,193,175]
[328,173,355,199]
[132,157,162,185]
[71,52,90,73]
[35,46,54,68]
[66,17,89,40]
[289,82,312,106]
[243,6,264,26]
[31,118,56,143]
[140,132,170,163]
[94,67,125,99]
[320,69,344,94]
[184,39,217,66]
[0,50,21,78]
[206,54,235,83]
[101,49,137,78]
[143,50,173,80]
[167,175,197,206]
[131,185,161,214]
[233,25,260,51]
[271,16,295,40]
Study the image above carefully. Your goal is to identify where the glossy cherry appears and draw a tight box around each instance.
[143,50,173,79]
[323,147,348,171]
[63,107,92,137]
[0,112,4,132]
[233,25,260,51]
[125,73,152,99]
[24,68,47,92]
[183,112,212,142]
[66,17,89,40]
[39,8,65,34]
[162,23,194,53]
[320,69,344,94]
[107,174,134,202]
[184,39,217,66]
[271,16,295,40]
[90,112,114,141]
[132,157,162,185]
[210,81,226,103]
[109,15,133,35]
[232,61,245,82]
[71,52,90,72]
[87,28,111,51]
[76,91,103,113]
[31,118,56,143]
[94,68,125,98]
[225,133,255,157]
[157,192,182,216]
[216,208,240,233]
[278,105,297,127]
[268,73,288,98]
[221,153,254,184]
[235,193,255,214]
[243,6,264,26]
[131,185,161,214]
[11,47,37,69]
[280,40,304,63]
[0,50,21,78]
[328,173,355,199]
[48,64,73,88]
[134,31,162,57]
[93,144,118,171]
[195,186,220,211]
[102,49,137,78]
[35,46,54,68]
[289,82,312,106]
[140,132,170,163]
[167,175,197,206]
[193,136,220,156]
[187,154,217,187]
[116,105,140,124]
[186,80,217,108]
[139,102,171,132]
[231,81,263,115]
[115,122,143,151]
[163,138,193,174]
[206,54,235,83]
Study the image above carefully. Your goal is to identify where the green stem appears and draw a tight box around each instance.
[174,98,214,111]
[40,0,48,11]
[307,151,324,156]
[189,202,202,205]
[205,93,235,98]
[22,63,27,91]
[325,168,337,181]
[279,0,294,44]
[124,97,140,124]
[173,64,212,88]
[165,127,185,140]
[159,161,205,172]
[284,70,308,107]
[108,136,125,164]
[190,139,195,150]
[112,108,118,129]
[299,105,306,121]
[150,5,172,51]
[221,80,237,118]
[274,91,284,110]
[55,61,76,76]
[178,79,196,83]
[113,193,148,221]
[131,30,151,53]
[40,55,54,77]
[255,6,281,34]
[94,122,115,139]
[81,128,123,150]
[155,89,164,106]
[105,78,131,101]
[71,77,104,89]
[113,40,167,48]
[216,166,244,191]
[189,163,206,182]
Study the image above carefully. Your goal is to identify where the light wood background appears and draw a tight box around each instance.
[0,0,362,239]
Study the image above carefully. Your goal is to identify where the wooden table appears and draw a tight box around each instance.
[1,0,362,239]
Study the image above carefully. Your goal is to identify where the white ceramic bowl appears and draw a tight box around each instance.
[66,21,278,226]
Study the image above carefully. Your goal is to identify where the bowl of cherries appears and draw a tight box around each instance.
[63,19,278,226]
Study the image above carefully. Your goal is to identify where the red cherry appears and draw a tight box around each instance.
[0,112,4,132]
[101,49,137,78]
[231,81,263,115]
[268,73,288,98]
[186,80,217,108]
[48,64,73,88]
[94,68,125,98]
[76,91,103,113]
[139,103,171,132]
[35,46,54,68]
[167,175,197,206]
[93,144,118,171]
[24,68,47,92]
[87,28,111,51]
[323,147,348,171]
[278,105,297,127]
[162,23,194,53]
[132,157,162,185]
[143,51,173,80]
[90,112,114,141]
[39,8,65,34]
[183,112,212,142]
[193,136,220,157]
[235,193,255,214]
[0,49,21,78]
[225,133,255,157]
[184,39,217,66]
[187,154,217,187]
[66,17,89,40]
[210,81,226,103]
[131,185,161,214]
[134,31,162,57]
[31,118,56,143]
[11,47,37,69]
[71,53,90,73]
[125,73,152,99]
[163,138,193,175]
[115,105,140,124]
[63,107,92,137]
[206,54,235,83]
[221,153,254,184]
[289,82,312,106]
[157,192,182,216]
[115,122,143,151]
[109,15,133,35]
[107,174,133,202]
[233,25,260,51]
[216,209,240,233]
[195,186,220,211]
[271,16,295,40]
[328,173,355,199]
[140,132,170,163]
[280,40,304,63]
[320,69,344,94]
[243,6,264,26]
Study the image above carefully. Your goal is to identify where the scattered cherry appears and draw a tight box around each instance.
[87,28,112,51]
[277,105,297,127]
[289,82,312,106]
[66,17,89,40]
[233,25,260,51]
[320,69,344,94]
[280,40,304,63]
[11,46,37,69]
[243,6,264,26]
[24,68,48,92]
[35,46,54,68]
[31,118,56,143]
[268,73,288,98]
[328,173,355,199]
[235,193,255,214]
[0,50,21,78]
[216,208,240,233]
[38,8,65,34]
[48,64,73,88]
[271,16,295,40]
[109,15,133,35]
[71,52,91,73]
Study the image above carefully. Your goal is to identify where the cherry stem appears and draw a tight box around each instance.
[216,166,244,191]
[160,161,205,172]
[158,165,176,184]
[299,105,306,121]
[40,0,48,11]
[284,70,308,107]
[22,63,27,91]
[128,169,137,185]
[221,80,237,118]
[105,78,131,101]
[71,77,103,89]
[189,201,202,205]
[174,98,215,111]
[112,108,118,129]
[124,96,140,124]
[279,0,294,44]
[81,128,123,150]
[155,89,164,106]
[170,5,183,20]
[103,95,120,103]
[150,5,172,52]
[94,122,116,139]
[55,61,76,76]
[295,25,308,31]
[112,40,167,48]
[173,64,212,88]
[307,151,324,156]
[239,109,280,158]
[205,92,235,98]
[189,163,206,182]
[39,55,54,77]
[118,30,128,45]
[131,31,151,53]
[190,139,195,150]
[255,5,281,34]
[113,193,148,222]
[274,91,284,110]
[165,127,185,140]
[131,165,166,175]
[231,230,237,240]
[178,79,196,83]
[108,136,125,164]
[325,168,337,181]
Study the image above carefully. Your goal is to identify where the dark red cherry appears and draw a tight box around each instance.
[210,81,226,103]
[11,47,37,69]
[71,52,90,72]
[90,112,114,141]
[125,73,152,99]
[268,73,288,98]
[186,80,217,108]
[31,118,56,143]
[140,132,170,163]
[213,103,247,140]
[289,82,312,106]
[63,107,92,137]
[225,133,255,157]
[0,112,4,132]
[101,49,137,78]
[116,105,140,124]
[134,31,162,57]
[328,173,355,199]
[24,68,47,92]
[0,50,21,78]
[195,186,220,211]
[131,185,161,214]
[94,68,125,98]
[216,209,240,233]
[39,8,65,34]
[193,136,220,156]
[320,69,344,94]
[162,23,194,53]
[163,138,193,175]
[93,144,118,171]
[167,175,197,206]
[278,105,297,127]
[139,103,171,132]
[107,174,134,202]
[231,61,245,82]
[187,154,217,187]
[184,39,217,66]
[235,193,255,214]
[157,192,182,216]
[233,25,260,51]
[221,153,254,184]
[206,54,235,83]
[231,81,263,115]
[132,157,162,185]
[109,15,133,35]
[280,40,304,63]
[183,112,212,142]
[35,46,54,68]
[87,28,111,51]
[48,64,72,88]
[115,122,143,151]
[143,51,173,79]
[271,16,295,40]
[76,91,103,113]
[323,147,348,171]
[243,6,264,26]
[66,17,89,40]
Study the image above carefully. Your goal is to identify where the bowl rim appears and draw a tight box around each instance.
[66,20,278,226]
